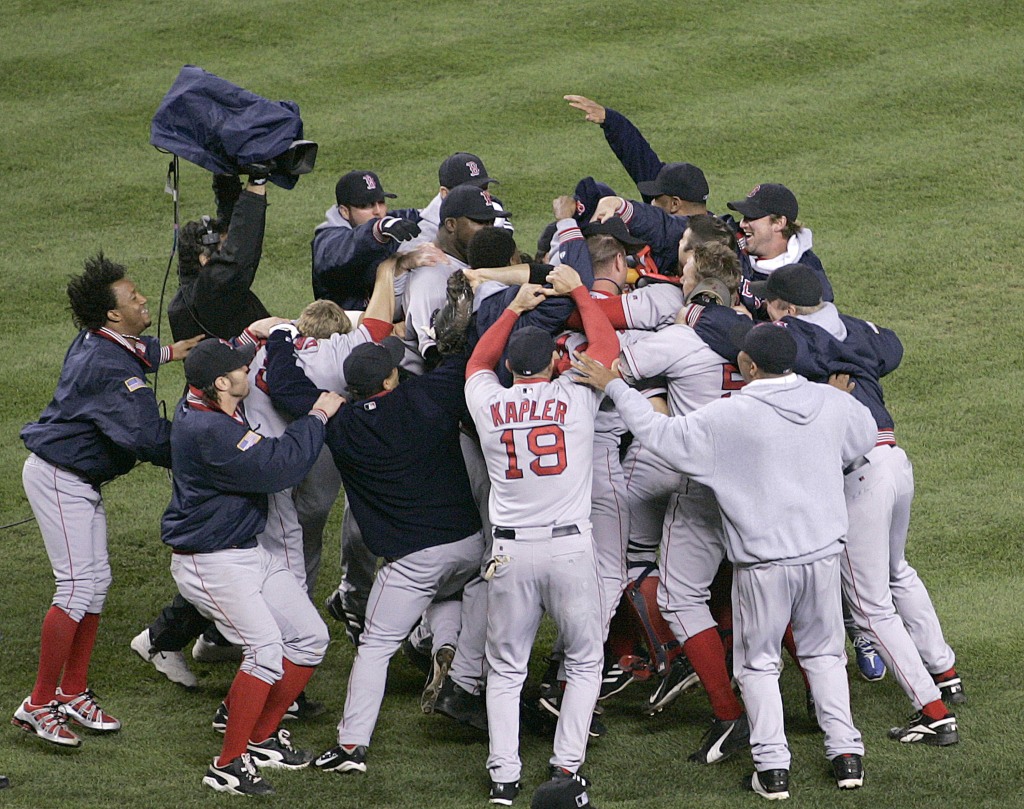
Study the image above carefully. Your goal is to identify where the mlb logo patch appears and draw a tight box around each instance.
[236,430,263,451]
[124,377,146,392]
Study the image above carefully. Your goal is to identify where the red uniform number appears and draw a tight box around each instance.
[499,425,567,479]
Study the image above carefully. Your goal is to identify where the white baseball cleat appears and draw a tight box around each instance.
[130,629,198,689]
[56,688,121,732]
[12,698,82,747]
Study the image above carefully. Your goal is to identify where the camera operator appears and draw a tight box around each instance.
[168,173,271,341]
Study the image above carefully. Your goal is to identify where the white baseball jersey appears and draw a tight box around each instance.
[619,283,685,331]
[619,323,743,416]
[465,372,602,528]
[245,325,376,437]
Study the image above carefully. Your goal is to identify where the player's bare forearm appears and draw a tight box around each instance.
[363,259,396,325]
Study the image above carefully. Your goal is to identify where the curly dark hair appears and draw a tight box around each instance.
[66,252,125,330]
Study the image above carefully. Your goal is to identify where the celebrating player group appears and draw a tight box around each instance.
[15,94,966,806]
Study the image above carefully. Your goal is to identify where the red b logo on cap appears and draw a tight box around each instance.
[364,174,377,190]
[467,160,481,177]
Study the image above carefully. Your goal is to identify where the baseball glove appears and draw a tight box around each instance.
[432,270,474,357]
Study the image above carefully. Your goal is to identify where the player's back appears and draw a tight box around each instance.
[466,373,601,529]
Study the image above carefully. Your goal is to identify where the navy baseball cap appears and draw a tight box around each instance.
[636,162,709,204]
[507,326,556,377]
[531,778,597,809]
[342,336,405,395]
[440,184,511,222]
[727,183,798,221]
[730,322,797,375]
[439,152,497,189]
[581,216,647,250]
[335,170,397,207]
[749,263,823,306]
[184,339,256,389]
[573,176,616,224]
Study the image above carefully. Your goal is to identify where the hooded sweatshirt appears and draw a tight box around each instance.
[606,373,876,566]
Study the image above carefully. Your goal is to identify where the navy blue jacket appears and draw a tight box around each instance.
[601,108,664,197]
[311,206,421,309]
[160,392,325,553]
[21,330,172,484]
[265,332,481,558]
[168,189,270,341]
[685,303,901,432]
[151,65,309,189]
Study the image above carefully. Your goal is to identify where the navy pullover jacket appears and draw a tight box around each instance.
[265,332,481,559]
[161,391,326,554]
[21,330,172,484]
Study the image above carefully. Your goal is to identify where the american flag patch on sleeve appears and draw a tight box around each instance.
[124,377,146,392]
[236,431,263,451]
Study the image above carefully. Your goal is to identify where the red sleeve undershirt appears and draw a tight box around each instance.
[467,309,518,379]
[362,317,392,342]
[570,285,618,367]
[565,293,627,331]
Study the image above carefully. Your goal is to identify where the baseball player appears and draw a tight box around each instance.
[614,241,750,762]
[264,326,486,776]
[312,169,425,310]
[162,338,343,796]
[725,183,833,315]
[465,266,618,806]
[402,184,510,373]
[15,254,200,747]
[573,323,876,799]
[402,151,512,251]
[748,264,961,742]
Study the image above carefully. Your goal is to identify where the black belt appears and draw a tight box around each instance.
[493,525,580,540]
[843,456,869,475]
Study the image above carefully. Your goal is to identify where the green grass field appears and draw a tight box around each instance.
[2,1,1023,806]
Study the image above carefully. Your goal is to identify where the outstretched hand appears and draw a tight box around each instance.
[168,334,205,361]
[564,95,607,124]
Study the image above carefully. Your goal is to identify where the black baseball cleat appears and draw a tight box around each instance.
[488,780,520,806]
[211,700,228,734]
[203,753,274,796]
[598,661,634,701]
[283,691,325,721]
[831,753,864,789]
[247,728,315,770]
[645,654,699,715]
[325,590,365,647]
[313,744,368,773]
[750,768,790,800]
[549,766,591,787]
[434,677,488,731]
[688,713,750,764]
[935,673,968,705]
[888,711,959,746]
[421,643,455,714]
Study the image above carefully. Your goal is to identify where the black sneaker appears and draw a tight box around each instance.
[688,714,750,764]
[313,744,368,773]
[488,780,520,806]
[434,677,488,731]
[325,591,364,646]
[421,644,455,714]
[750,768,790,801]
[211,701,228,734]
[538,682,562,717]
[935,674,967,705]
[203,753,274,796]
[549,766,591,787]
[247,728,314,770]
[283,691,325,721]
[645,655,698,715]
[888,711,959,746]
[598,661,634,701]
[588,713,607,739]
[831,753,864,789]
